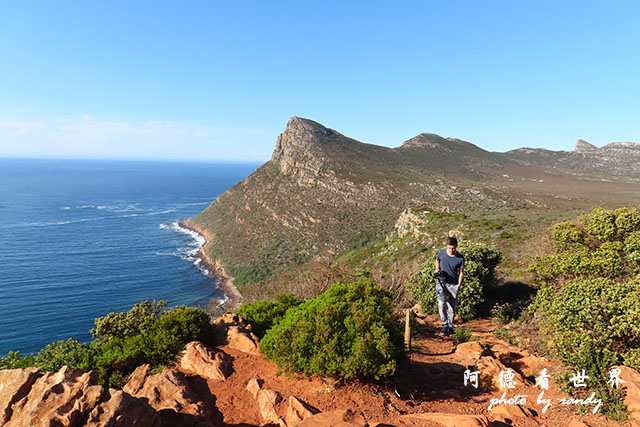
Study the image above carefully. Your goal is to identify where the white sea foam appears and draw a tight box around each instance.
[147,209,177,216]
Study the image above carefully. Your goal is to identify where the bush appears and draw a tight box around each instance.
[453,327,472,344]
[551,221,585,247]
[237,293,303,337]
[529,207,640,285]
[260,279,403,380]
[528,207,640,418]
[0,301,215,389]
[411,241,501,320]
[91,299,166,342]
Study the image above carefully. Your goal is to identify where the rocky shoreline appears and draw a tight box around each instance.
[178,219,243,316]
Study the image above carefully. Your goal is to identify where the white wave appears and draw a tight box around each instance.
[147,209,177,216]
[62,206,71,210]
[155,251,181,256]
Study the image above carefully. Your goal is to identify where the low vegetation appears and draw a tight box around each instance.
[260,279,404,380]
[0,300,215,388]
[527,207,640,419]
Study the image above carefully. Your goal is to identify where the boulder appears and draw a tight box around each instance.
[476,355,525,390]
[179,341,232,381]
[85,389,160,426]
[452,341,484,366]
[1,366,159,427]
[298,409,367,426]
[246,377,262,399]
[284,396,320,426]
[0,368,42,424]
[257,388,282,424]
[5,367,106,426]
[124,365,213,426]
[401,412,490,427]
[214,313,261,354]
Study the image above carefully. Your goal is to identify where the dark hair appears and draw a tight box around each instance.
[446,237,458,246]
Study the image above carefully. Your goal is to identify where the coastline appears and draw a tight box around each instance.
[178,219,244,315]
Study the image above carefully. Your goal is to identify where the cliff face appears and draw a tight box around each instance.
[191,117,640,291]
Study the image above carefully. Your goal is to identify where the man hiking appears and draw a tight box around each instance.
[435,237,464,336]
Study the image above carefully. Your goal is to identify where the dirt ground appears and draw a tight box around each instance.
[198,316,624,426]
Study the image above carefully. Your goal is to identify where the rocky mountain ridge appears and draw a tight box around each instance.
[191,117,640,295]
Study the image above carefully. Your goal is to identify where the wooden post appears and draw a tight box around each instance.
[404,309,412,352]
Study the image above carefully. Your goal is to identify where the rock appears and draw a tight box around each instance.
[6,367,106,426]
[612,365,640,425]
[489,341,550,378]
[213,314,261,354]
[227,325,260,354]
[86,389,160,427]
[452,341,484,366]
[476,355,525,390]
[284,396,320,426]
[179,341,232,381]
[298,409,367,426]
[246,377,262,398]
[1,366,159,427]
[257,388,282,424]
[401,412,490,427]
[124,366,213,426]
[489,403,535,422]
[0,368,42,425]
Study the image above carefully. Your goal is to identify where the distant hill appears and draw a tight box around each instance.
[189,117,640,294]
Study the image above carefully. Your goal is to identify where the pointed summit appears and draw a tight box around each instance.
[574,139,597,153]
[283,116,338,138]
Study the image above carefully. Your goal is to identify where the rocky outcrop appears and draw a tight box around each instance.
[124,365,214,426]
[0,366,159,427]
[213,313,260,354]
[245,377,320,426]
[574,138,597,153]
[179,341,231,381]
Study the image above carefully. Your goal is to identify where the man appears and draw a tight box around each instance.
[435,237,464,336]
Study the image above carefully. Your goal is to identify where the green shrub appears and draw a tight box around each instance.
[237,293,303,336]
[453,327,472,344]
[0,340,95,372]
[614,207,640,236]
[0,301,215,389]
[91,299,166,341]
[528,208,640,419]
[143,306,216,365]
[586,208,618,241]
[529,208,640,285]
[260,279,403,380]
[551,221,585,247]
[411,241,501,320]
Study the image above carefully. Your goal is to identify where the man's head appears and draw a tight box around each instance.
[446,237,458,255]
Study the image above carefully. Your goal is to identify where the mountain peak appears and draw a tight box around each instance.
[284,116,337,137]
[399,133,448,149]
[574,139,597,153]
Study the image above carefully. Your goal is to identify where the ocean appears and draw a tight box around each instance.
[0,158,258,356]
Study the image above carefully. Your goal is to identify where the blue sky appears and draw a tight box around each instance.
[0,1,638,161]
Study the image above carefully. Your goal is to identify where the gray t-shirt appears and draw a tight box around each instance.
[437,249,465,284]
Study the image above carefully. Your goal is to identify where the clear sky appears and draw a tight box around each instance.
[1,1,638,161]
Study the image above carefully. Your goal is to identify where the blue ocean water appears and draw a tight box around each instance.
[0,158,258,356]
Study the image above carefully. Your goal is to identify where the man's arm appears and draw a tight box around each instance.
[435,258,440,273]
[458,268,464,286]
